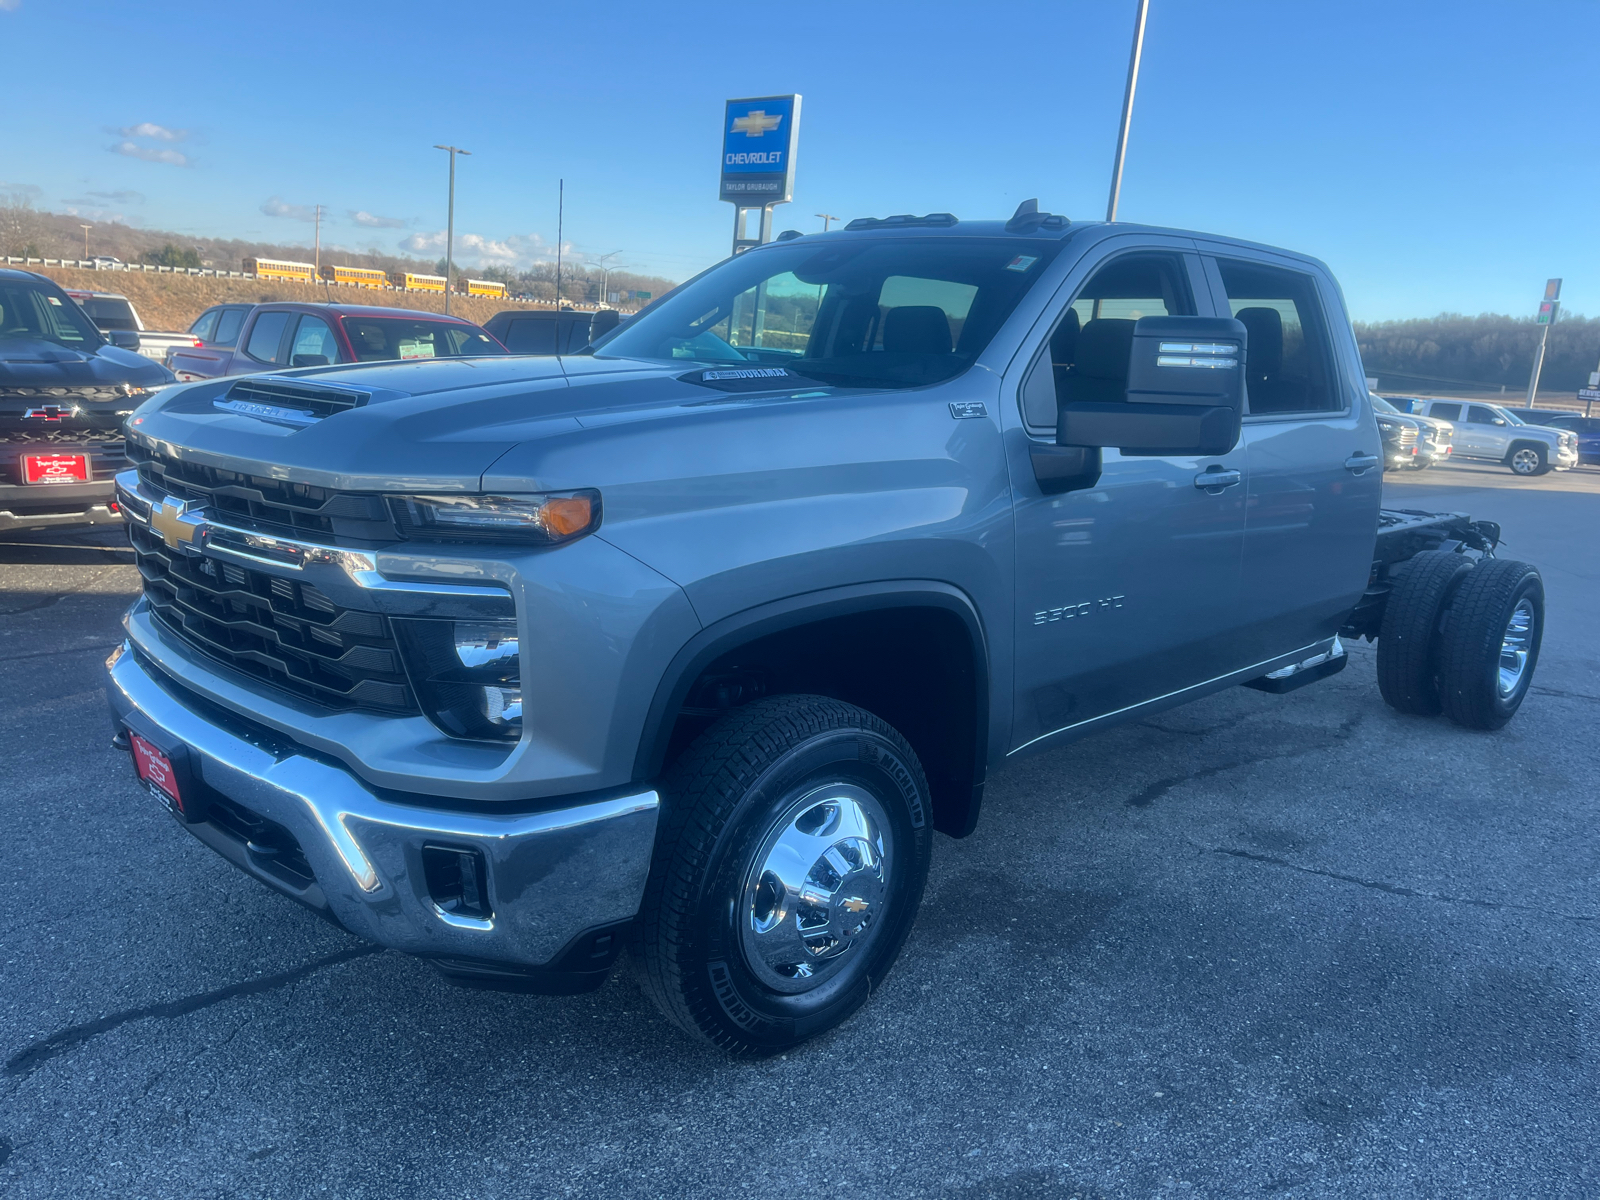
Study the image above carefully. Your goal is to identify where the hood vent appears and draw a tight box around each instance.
[214,376,372,428]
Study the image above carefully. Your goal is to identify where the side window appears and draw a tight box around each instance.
[189,310,219,342]
[1430,402,1462,421]
[1467,405,1499,425]
[504,319,558,354]
[214,307,246,347]
[244,311,291,363]
[289,315,341,366]
[1020,253,1195,434]
[1214,259,1338,416]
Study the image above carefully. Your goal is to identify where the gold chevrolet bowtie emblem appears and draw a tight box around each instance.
[731,110,782,137]
[149,496,206,552]
[840,897,869,914]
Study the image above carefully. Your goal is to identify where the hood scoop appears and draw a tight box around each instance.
[212,376,374,429]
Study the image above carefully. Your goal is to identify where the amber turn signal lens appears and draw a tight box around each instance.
[540,495,593,537]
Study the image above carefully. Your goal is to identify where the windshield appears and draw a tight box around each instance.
[596,236,1064,389]
[340,318,506,363]
[1370,396,1400,414]
[0,281,104,349]
[1499,409,1524,425]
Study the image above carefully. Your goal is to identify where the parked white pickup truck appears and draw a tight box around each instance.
[1398,398,1578,476]
[64,289,200,364]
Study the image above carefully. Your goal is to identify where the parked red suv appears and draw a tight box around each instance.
[166,303,506,380]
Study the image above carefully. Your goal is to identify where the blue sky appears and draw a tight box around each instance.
[3,0,1597,321]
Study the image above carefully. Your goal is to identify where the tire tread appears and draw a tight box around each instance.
[1376,550,1473,715]
[1437,558,1543,730]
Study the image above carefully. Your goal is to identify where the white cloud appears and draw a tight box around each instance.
[350,209,406,229]
[0,0,21,13]
[0,182,43,199]
[111,141,189,167]
[65,206,129,225]
[261,196,317,222]
[399,229,558,268]
[117,122,187,142]
[90,189,145,204]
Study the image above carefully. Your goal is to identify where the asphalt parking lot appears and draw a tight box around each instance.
[0,458,1596,1199]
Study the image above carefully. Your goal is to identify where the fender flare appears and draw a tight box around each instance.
[632,581,992,834]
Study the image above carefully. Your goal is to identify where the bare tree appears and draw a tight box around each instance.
[0,192,46,257]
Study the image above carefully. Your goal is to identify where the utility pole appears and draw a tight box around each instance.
[555,179,564,309]
[816,213,840,231]
[1105,0,1151,223]
[1525,278,1561,406]
[433,144,471,315]
[78,224,92,259]
[313,204,323,274]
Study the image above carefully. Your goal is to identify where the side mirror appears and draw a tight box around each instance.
[588,309,622,344]
[1058,315,1245,456]
[107,329,141,351]
[292,354,330,367]
[1491,418,1506,426]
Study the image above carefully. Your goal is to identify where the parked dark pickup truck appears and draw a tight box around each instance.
[107,208,1543,1054]
[0,269,172,530]
[166,302,507,381]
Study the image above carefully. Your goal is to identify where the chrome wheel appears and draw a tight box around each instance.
[739,782,892,994]
[1497,598,1536,697]
[1510,448,1541,475]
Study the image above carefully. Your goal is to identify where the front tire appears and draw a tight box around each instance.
[1437,559,1544,730]
[631,695,933,1055]
[1507,444,1546,476]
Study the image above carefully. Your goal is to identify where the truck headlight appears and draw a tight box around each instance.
[391,491,600,545]
[394,617,522,742]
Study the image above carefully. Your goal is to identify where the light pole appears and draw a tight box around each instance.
[1105,0,1151,223]
[433,144,471,315]
[79,224,92,260]
[593,250,624,306]
[312,204,324,274]
[816,213,840,232]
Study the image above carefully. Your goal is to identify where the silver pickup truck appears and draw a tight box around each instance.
[104,209,1544,1053]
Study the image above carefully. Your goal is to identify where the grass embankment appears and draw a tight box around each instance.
[30,266,562,333]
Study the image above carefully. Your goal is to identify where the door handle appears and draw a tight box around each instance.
[1344,453,1381,474]
[1193,468,1241,491]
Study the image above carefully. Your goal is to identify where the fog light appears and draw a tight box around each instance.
[395,616,523,742]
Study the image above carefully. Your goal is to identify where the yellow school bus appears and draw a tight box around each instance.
[460,279,507,298]
[387,272,447,293]
[245,257,316,283]
[320,264,389,289]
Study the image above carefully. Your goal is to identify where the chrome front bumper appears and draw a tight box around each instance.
[104,641,659,969]
[0,502,122,531]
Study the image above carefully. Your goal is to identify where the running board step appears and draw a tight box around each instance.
[1243,637,1348,695]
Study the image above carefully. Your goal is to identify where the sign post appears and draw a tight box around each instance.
[721,95,801,256]
[1524,278,1561,406]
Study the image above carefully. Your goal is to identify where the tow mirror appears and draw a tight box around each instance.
[588,309,622,343]
[1058,315,1245,457]
[106,329,141,352]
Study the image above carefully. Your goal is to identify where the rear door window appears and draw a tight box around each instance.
[1429,402,1462,421]
[214,307,246,346]
[503,319,559,354]
[189,310,219,342]
[244,311,292,363]
[1213,259,1339,415]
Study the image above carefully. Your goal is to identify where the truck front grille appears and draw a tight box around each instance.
[126,441,396,543]
[130,521,417,714]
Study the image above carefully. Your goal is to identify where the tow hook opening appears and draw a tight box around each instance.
[422,844,492,922]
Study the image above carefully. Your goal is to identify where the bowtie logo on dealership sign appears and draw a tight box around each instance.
[731,110,783,137]
[149,495,207,554]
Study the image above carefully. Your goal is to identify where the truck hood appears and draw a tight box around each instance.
[126,353,826,492]
[0,338,172,387]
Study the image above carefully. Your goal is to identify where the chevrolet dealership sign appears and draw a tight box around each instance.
[720,95,801,205]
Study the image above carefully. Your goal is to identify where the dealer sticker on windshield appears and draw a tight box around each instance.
[1005,255,1039,273]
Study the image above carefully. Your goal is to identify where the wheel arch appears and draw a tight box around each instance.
[634,581,992,838]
